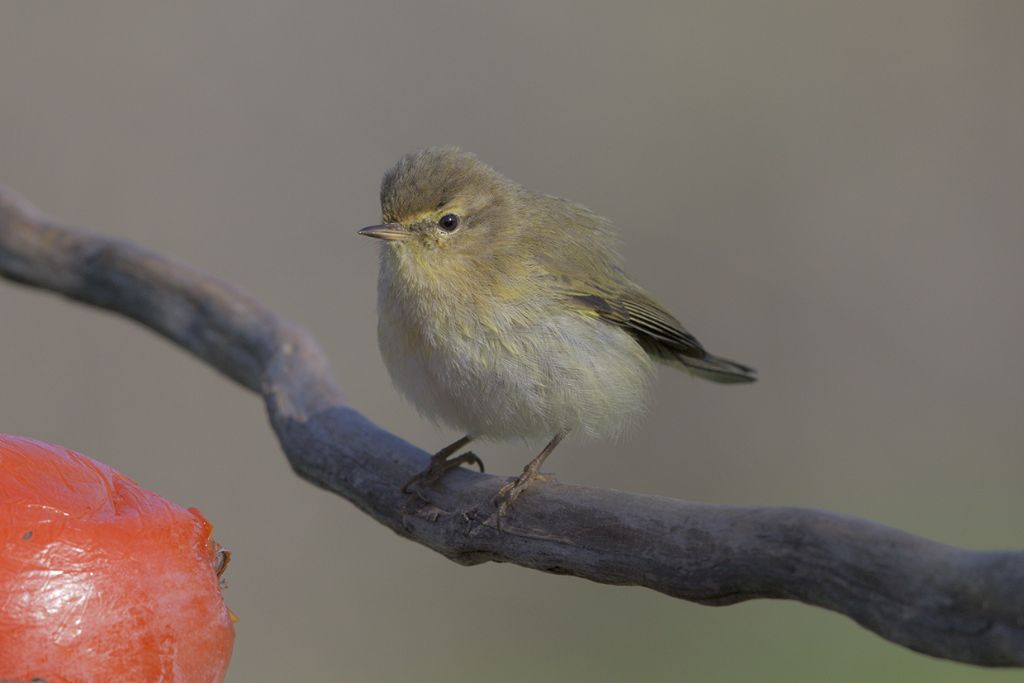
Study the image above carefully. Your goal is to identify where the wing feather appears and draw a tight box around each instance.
[566,290,705,360]
[563,286,756,383]
[521,193,755,382]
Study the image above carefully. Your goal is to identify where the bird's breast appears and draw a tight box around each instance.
[374,247,654,440]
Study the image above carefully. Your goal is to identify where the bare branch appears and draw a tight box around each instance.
[1,187,1021,667]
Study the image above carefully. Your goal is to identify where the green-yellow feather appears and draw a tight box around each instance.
[378,147,755,386]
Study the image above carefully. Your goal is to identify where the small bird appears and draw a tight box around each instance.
[360,147,755,515]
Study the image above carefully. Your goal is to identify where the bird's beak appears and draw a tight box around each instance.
[358,223,410,241]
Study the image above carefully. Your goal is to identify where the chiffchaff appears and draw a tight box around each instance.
[360,147,755,514]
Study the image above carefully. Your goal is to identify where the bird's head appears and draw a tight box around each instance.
[359,147,518,263]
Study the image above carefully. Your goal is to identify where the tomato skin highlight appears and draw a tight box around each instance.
[0,434,235,683]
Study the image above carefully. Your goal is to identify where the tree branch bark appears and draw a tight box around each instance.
[1,186,1021,667]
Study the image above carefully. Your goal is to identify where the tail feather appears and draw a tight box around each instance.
[679,352,757,384]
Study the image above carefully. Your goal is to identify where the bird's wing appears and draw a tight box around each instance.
[562,283,706,361]
[522,192,755,382]
[558,278,757,383]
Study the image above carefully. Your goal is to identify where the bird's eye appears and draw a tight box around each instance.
[438,213,460,232]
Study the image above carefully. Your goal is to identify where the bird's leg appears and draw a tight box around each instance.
[402,434,483,493]
[494,432,567,517]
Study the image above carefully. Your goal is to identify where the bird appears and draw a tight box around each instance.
[359,147,755,515]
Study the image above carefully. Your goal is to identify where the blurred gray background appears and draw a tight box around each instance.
[2,2,1022,681]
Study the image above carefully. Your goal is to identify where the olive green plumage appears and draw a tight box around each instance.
[361,147,754,505]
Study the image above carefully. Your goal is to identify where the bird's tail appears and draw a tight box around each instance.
[679,352,757,384]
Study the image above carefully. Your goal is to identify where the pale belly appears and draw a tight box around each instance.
[377,287,654,441]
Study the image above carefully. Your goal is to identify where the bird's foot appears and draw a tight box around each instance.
[492,468,546,518]
[402,451,484,494]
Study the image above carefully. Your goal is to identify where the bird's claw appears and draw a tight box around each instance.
[492,470,545,518]
[402,451,484,494]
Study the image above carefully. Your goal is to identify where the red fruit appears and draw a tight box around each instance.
[0,434,235,683]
